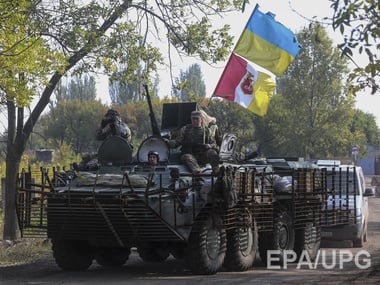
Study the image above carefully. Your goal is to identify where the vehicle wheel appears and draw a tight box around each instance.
[95,247,130,267]
[353,233,364,248]
[259,209,295,265]
[52,239,94,271]
[363,220,368,242]
[185,212,227,275]
[138,247,170,262]
[294,223,321,261]
[224,212,258,271]
[171,245,186,260]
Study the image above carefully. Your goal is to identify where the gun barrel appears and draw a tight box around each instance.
[144,84,161,136]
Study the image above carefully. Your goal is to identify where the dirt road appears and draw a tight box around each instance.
[1,198,380,285]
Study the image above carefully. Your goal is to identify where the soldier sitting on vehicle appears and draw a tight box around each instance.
[72,152,98,171]
[165,110,222,176]
[96,109,132,142]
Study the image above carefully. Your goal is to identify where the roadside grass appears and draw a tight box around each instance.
[0,212,51,266]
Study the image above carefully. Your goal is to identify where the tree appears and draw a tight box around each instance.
[36,75,101,154]
[1,0,243,239]
[172,64,206,101]
[329,0,379,94]
[351,110,380,150]
[255,24,357,159]
[1,0,65,240]
[109,79,143,103]
[40,99,106,154]
[207,99,258,153]
[109,68,161,103]
[120,99,161,145]
[55,75,97,102]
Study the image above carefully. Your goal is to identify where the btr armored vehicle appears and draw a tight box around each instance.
[15,103,357,274]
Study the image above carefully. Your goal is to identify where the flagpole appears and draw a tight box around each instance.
[232,3,259,53]
[211,4,259,98]
[211,53,234,97]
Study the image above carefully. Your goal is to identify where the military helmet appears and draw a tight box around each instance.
[148,150,160,162]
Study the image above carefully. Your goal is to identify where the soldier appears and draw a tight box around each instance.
[96,109,131,141]
[165,110,221,175]
[148,150,159,166]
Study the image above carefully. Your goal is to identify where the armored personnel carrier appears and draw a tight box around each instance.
[15,102,356,274]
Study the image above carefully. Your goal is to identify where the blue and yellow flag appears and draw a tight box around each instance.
[234,4,301,76]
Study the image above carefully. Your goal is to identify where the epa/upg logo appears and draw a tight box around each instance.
[266,249,371,270]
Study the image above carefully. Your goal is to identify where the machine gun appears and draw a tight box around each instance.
[144,84,161,137]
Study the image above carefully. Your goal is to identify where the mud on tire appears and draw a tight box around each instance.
[224,211,258,271]
[185,212,227,275]
[294,223,321,261]
[259,209,295,266]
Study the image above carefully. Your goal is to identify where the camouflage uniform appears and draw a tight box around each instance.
[96,109,131,141]
[169,122,221,175]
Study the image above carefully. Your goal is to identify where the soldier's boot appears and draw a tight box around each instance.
[181,154,201,175]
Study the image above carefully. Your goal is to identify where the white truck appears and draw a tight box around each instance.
[317,160,374,247]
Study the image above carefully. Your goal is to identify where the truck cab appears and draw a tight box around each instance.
[317,161,373,247]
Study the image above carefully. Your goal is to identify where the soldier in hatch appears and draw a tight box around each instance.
[148,150,159,166]
[96,109,131,141]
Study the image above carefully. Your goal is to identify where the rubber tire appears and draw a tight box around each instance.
[185,213,227,275]
[259,209,295,266]
[294,223,321,262]
[224,213,258,271]
[171,245,186,260]
[138,247,170,263]
[52,239,94,271]
[95,247,130,267]
[353,219,367,248]
[353,234,364,248]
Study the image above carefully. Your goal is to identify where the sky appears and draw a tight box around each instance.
[1,1,377,132]
[95,0,380,126]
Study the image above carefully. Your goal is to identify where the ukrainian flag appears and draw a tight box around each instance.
[234,4,301,76]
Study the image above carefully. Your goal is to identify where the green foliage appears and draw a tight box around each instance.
[172,64,206,101]
[109,73,152,103]
[55,75,97,102]
[118,98,167,147]
[351,110,380,150]
[0,161,5,180]
[171,17,233,63]
[329,0,379,94]
[39,99,106,154]
[207,99,258,152]
[0,1,66,106]
[255,24,362,159]
[52,142,81,167]
[37,96,171,156]
[0,0,249,239]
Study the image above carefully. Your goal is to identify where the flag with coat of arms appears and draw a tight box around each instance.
[213,4,301,116]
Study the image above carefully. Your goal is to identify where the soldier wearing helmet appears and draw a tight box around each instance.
[96,109,132,141]
[148,150,159,166]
